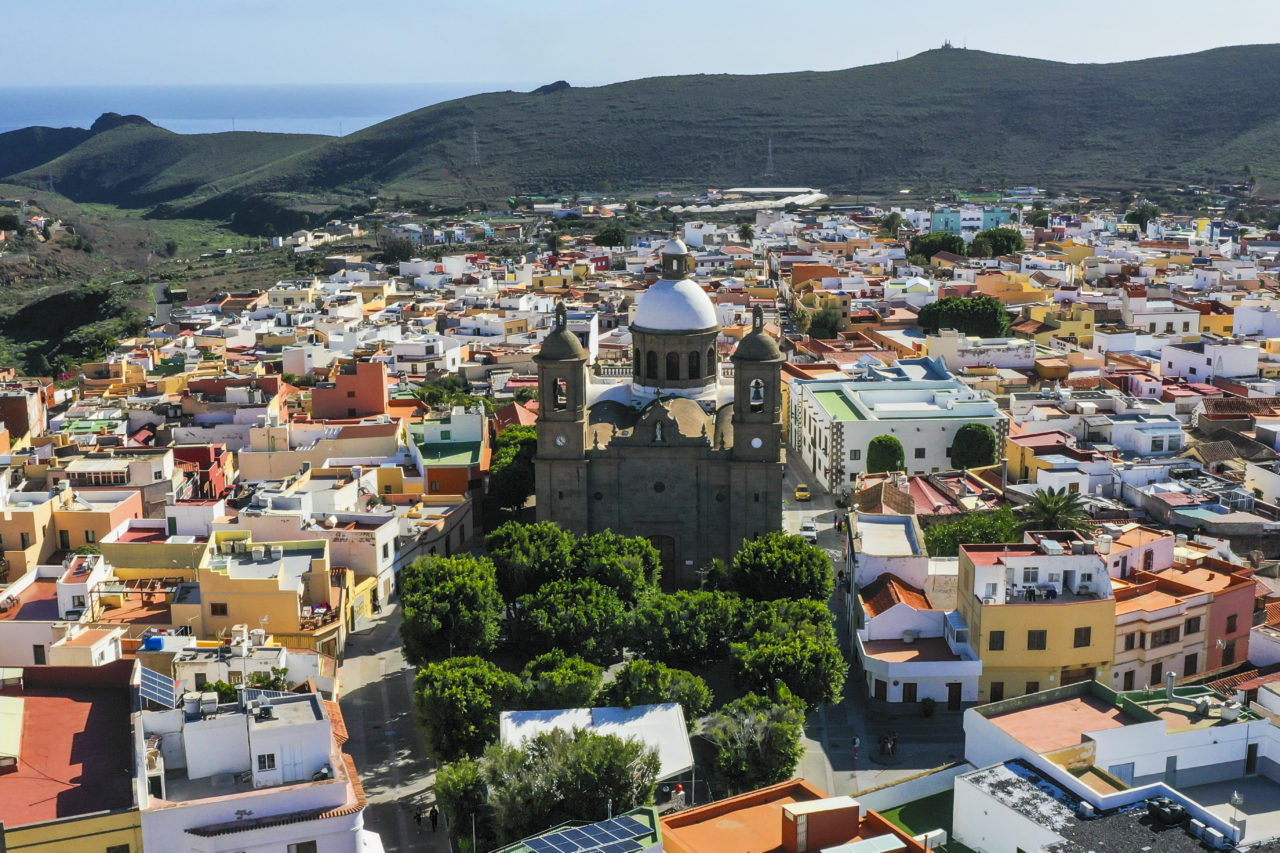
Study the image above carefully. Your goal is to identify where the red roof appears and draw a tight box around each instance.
[860,573,933,617]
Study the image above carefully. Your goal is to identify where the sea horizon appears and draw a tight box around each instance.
[0,82,528,136]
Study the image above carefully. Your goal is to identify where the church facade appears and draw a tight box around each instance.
[534,239,784,586]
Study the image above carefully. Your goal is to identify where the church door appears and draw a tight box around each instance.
[645,535,678,586]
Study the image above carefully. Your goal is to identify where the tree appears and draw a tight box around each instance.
[571,529,661,602]
[434,758,488,843]
[738,222,755,242]
[380,237,417,264]
[971,227,1024,257]
[488,425,537,510]
[724,531,833,602]
[1125,204,1160,231]
[1020,486,1093,534]
[628,590,744,666]
[866,434,906,474]
[595,222,628,247]
[704,689,807,793]
[206,680,238,703]
[878,212,905,238]
[514,386,538,404]
[923,506,1022,557]
[730,631,847,711]
[482,729,660,845]
[518,578,628,663]
[967,236,993,258]
[916,295,1011,337]
[908,232,966,261]
[400,555,505,663]
[598,659,713,729]
[807,307,845,339]
[793,305,810,335]
[414,656,522,761]
[246,667,290,692]
[1029,209,1051,228]
[486,521,574,601]
[519,650,603,709]
[950,422,999,469]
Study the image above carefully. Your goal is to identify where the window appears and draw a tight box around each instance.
[990,682,1004,702]
[1023,568,1039,584]
[1227,614,1239,634]
[688,350,700,379]
[749,379,765,413]
[553,378,568,411]
[1080,573,1093,582]
[194,672,207,689]
[441,430,451,440]
[85,530,95,544]
[430,481,441,493]
[1074,626,1092,648]
[666,351,681,380]
[1184,652,1199,676]
[1150,662,1163,685]
[989,631,1005,651]
[382,543,390,560]
[1224,640,1237,666]
[1185,616,1201,635]
[72,594,85,608]
[1150,627,1181,647]
[984,582,999,599]
[347,390,356,398]
[646,350,658,379]
[288,843,318,853]
[1183,322,1190,332]
[107,846,131,853]
[209,603,228,617]
[849,449,861,461]
[1151,437,1164,452]
[257,753,276,771]
[1124,632,1138,651]
[1026,681,1040,694]
[914,447,926,459]
[20,532,30,549]
[347,408,357,417]
[1027,630,1047,651]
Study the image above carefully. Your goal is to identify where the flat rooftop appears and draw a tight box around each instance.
[0,578,60,622]
[988,694,1137,753]
[861,637,960,664]
[97,590,171,625]
[0,685,133,825]
[855,515,922,557]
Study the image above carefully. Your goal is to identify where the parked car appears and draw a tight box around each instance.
[799,520,819,543]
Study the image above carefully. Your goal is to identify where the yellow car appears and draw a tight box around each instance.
[794,484,811,501]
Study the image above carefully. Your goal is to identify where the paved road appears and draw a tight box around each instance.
[339,605,450,852]
[783,453,966,796]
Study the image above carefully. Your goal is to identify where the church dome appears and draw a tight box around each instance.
[633,279,719,331]
[661,238,689,255]
[732,329,782,362]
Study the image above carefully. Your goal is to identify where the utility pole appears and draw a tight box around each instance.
[471,126,480,167]
[765,137,774,177]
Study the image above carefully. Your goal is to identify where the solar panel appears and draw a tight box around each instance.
[139,666,177,708]
[597,819,633,839]
[541,833,581,853]
[563,828,593,845]
[581,826,612,844]
[612,816,650,838]
[526,839,557,853]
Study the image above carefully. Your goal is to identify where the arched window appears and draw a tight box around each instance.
[634,353,641,376]
[688,350,701,379]
[749,378,765,413]
[707,347,717,375]
[646,350,658,379]
[554,378,568,411]
[667,352,681,381]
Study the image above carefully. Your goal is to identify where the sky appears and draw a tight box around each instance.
[7,0,1280,89]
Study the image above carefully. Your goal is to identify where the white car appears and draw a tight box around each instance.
[799,521,819,544]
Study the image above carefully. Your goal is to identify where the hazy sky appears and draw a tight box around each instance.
[9,0,1280,89]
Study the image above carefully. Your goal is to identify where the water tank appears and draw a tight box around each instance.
[1097,534,1113,555]
[183,692,201,718]
[251,546,266,561]
[142,636,165,652]
[199,692,218,713]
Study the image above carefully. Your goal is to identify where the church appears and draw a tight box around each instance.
[534,238,784,586]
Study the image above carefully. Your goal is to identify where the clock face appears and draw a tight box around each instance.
[555,435,567,446]
[751,437,763,449]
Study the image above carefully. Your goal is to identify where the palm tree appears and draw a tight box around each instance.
[1020,487,1092,534]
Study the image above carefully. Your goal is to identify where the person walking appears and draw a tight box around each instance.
[429,806,439,832]
[413,808,423,831]
[853,735,860,761]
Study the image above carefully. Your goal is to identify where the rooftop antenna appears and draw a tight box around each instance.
[471,126,480,167]
[765,137,774,176]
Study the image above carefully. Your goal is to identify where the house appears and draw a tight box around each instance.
[1111,570,1212,690]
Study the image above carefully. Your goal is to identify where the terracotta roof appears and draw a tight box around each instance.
[1190,440,1244,464]
[1198,397,1280,416]
[325,700,349,745]
[860,573,933,617]
[852,480,915,516]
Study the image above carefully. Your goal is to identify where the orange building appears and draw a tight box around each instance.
[311,361,390,420]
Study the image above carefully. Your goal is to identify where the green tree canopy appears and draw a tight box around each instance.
[878,212,905,238]
[724,531,833,602]
[917,295,1011,337]
[628,590,745,667]
[400,554,505,664]
[967,235,993,258]
[598,659,713,729]
[518,578,628,663]
[480,729,660,846]
[1020,486,1093,534]
[1029,210,1051,228]
[486,520,574,600]
[414,656,522,761]
[923,506,1022,557]
[1125,203,1160,230]
[519,650,603,709]
[433,757,487,838]
[595,222,628,247]
[381,236,418,264]
[730,630,848,711]
[489,424,538,510]
[866,434,906,474]
[909,232,966,261]
[807,306,845,339]
[571,529,662,603]
[950,422,999,469]
[971,227,1025,257]
[704,689,808,793]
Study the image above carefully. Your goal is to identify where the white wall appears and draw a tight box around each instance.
[855,762,975,812]
[953,774,1065,853]
[183,713,252,779]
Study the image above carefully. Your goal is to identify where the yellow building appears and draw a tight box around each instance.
[1027,303,1100,347]
[959,535,1116,702]
[973,270,1047,305]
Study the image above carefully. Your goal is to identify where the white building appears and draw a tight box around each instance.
[926,329,1038,372]
[1162,338,1259,382]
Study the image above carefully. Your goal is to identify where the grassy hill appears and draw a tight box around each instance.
[6,45,1280,224]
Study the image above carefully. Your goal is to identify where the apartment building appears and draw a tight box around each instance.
[1112,570,1212,690]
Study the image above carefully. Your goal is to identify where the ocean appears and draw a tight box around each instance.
[0,83,522,136]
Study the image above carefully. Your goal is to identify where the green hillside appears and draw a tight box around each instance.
[6,45,1280,223]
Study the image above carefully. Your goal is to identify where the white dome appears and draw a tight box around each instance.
[661,238,689,256]
[634,278,719,331]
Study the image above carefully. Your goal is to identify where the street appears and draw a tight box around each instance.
[783,453,966,797]
[339,605,449,852]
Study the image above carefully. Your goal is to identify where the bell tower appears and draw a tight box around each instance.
[731,306,783,462]
[534,303,588,460]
